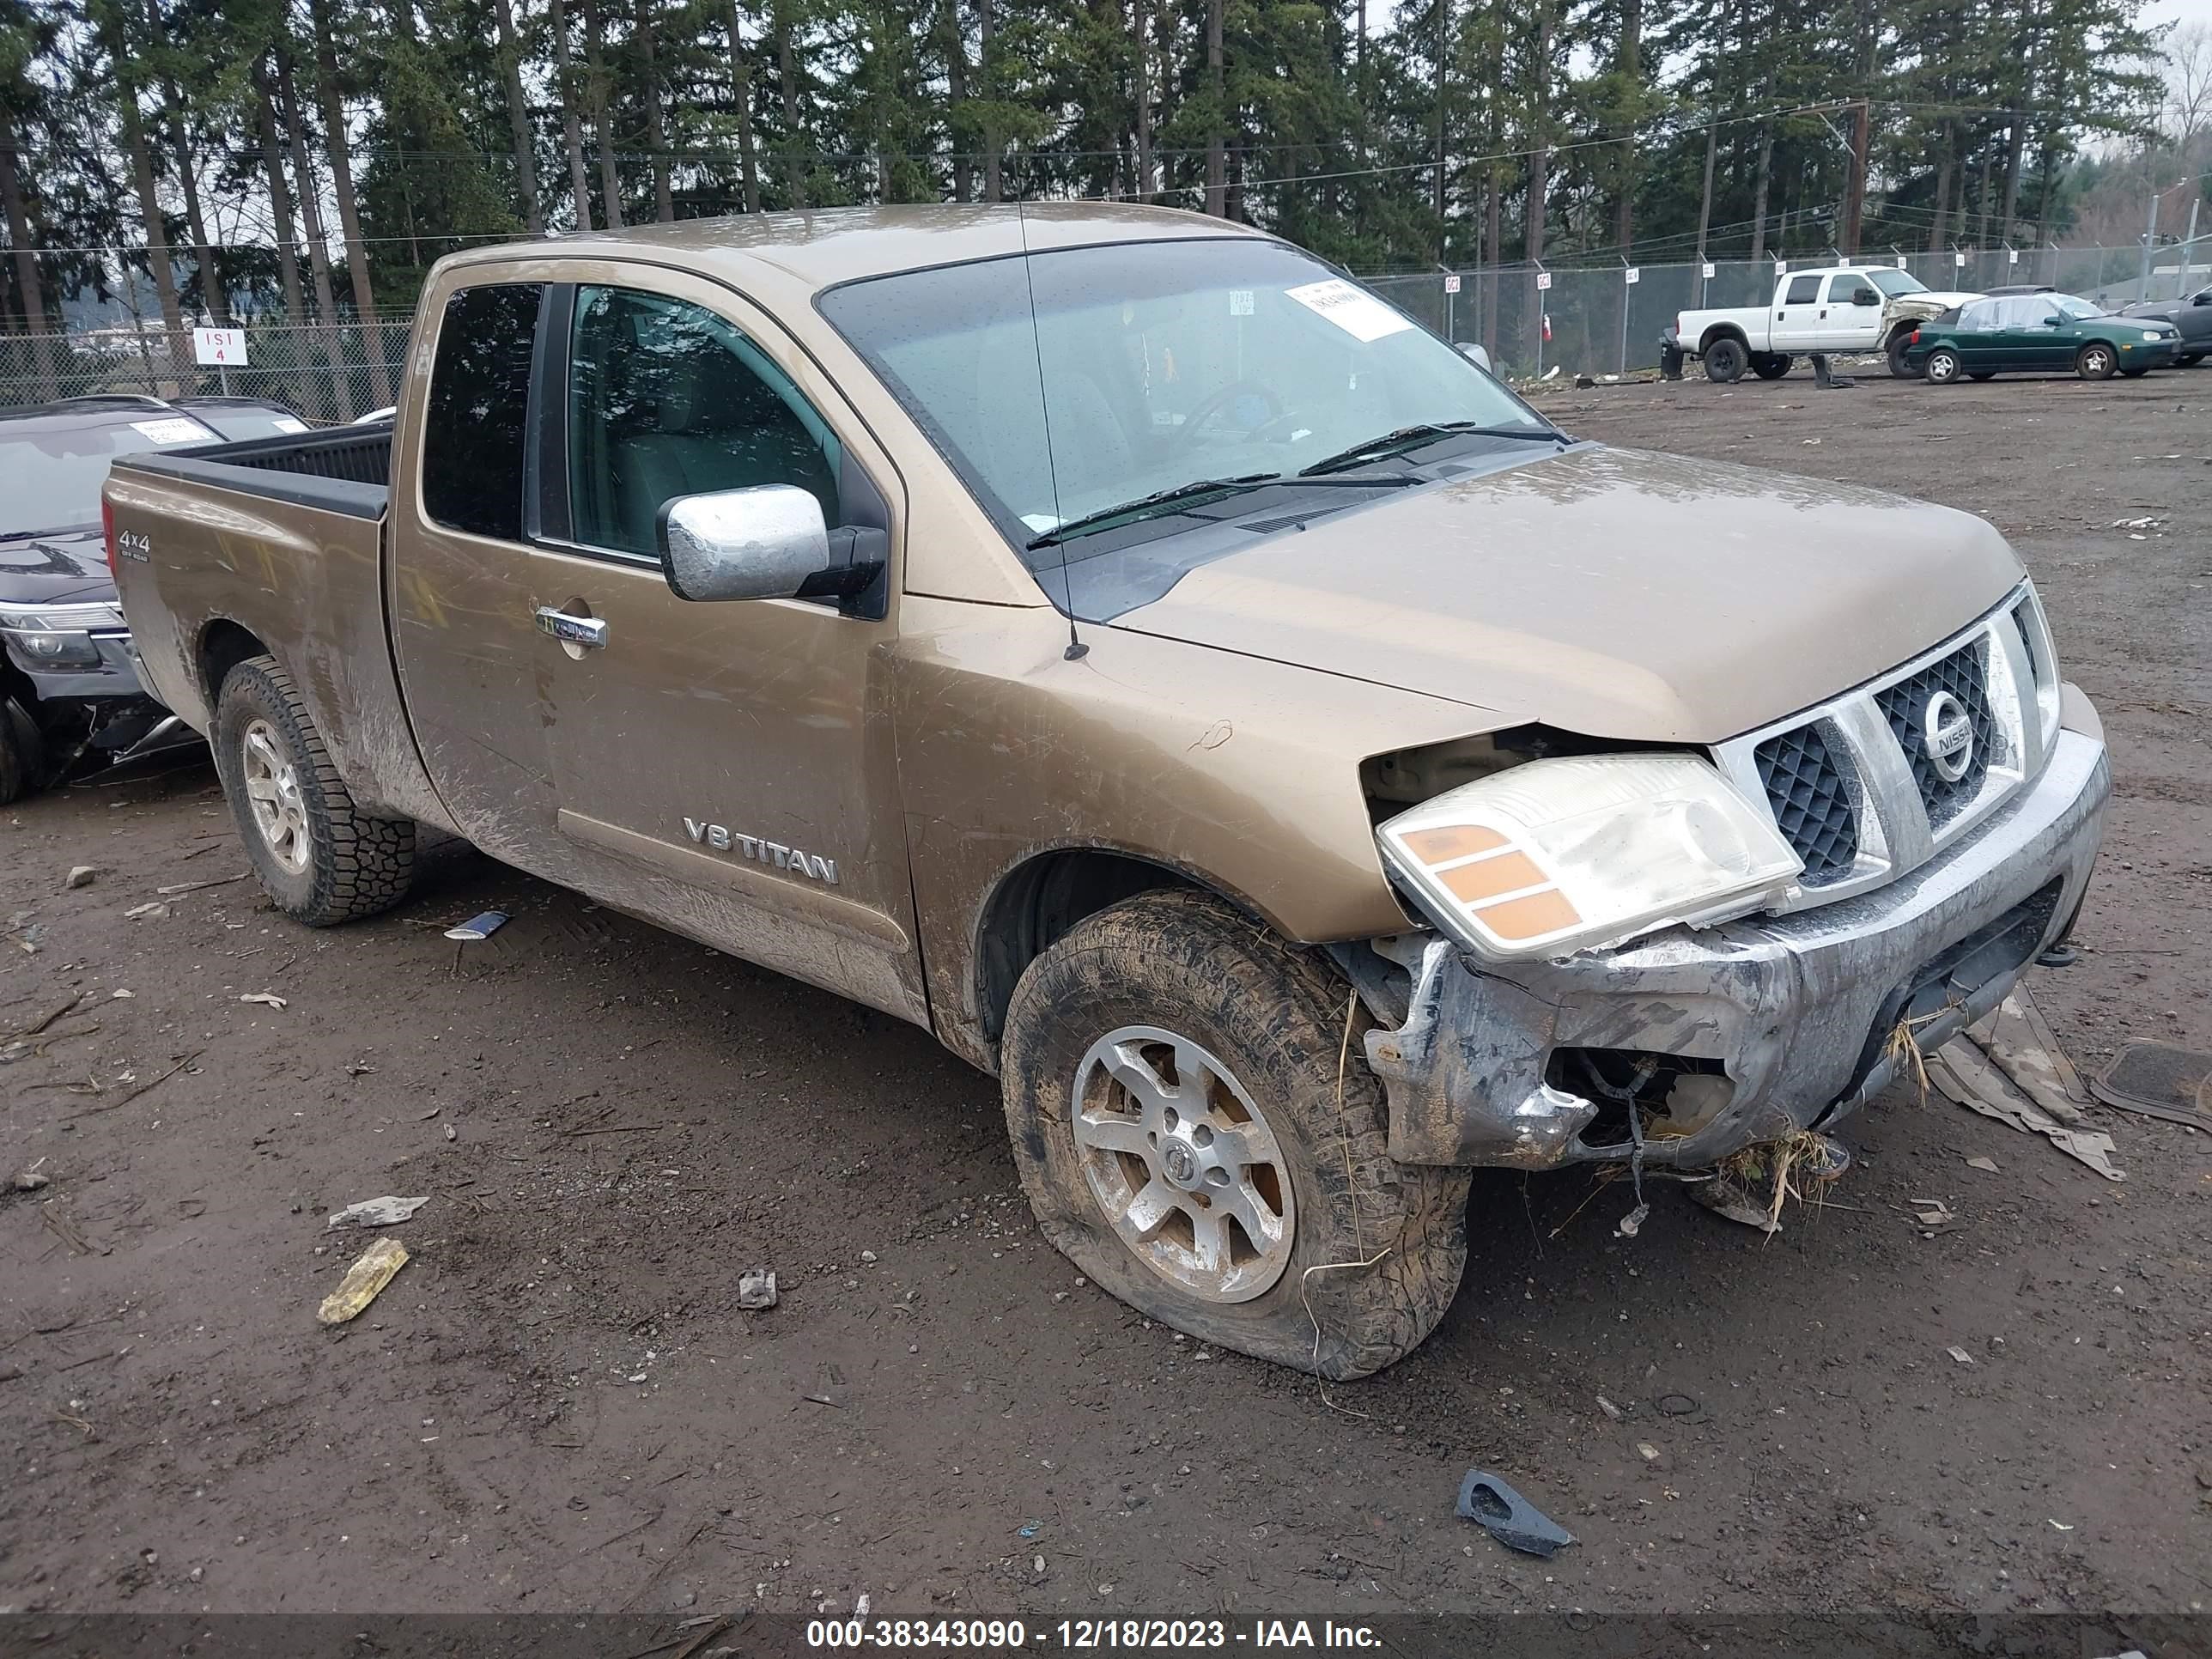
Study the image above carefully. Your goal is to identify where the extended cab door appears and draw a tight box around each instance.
[521,273,927,1025]
[386,277,572,872]
[1769,272,1826,354]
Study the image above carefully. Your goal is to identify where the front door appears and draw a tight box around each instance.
[1820,273,1885,351]
[526,276,927,1024]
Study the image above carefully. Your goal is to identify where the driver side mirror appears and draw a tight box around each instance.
[1456,341,1493,374]
[2041,314,2064,327]
[2195,290,2211,306]
[658,484,886,605]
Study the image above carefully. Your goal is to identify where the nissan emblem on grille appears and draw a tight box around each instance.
[1921,690,1976,782]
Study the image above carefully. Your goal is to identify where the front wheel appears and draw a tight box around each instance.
[1923,348,1964,385]
[0,697,43,806]
[214,654,416,926]
[2076,343,2118,380]
[1000,890,1471,1379]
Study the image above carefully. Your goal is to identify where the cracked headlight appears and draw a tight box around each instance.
[1376,753,1802,960]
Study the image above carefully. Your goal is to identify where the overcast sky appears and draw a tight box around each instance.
[2145,0,2212,33]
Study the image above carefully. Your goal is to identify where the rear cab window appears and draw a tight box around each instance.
[421,282,546,540]
[1784,276,1820,304]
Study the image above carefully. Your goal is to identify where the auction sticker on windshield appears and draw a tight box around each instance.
[1284,278,1413,343]
[130,418,210,444]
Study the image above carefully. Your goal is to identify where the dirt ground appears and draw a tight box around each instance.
[3,366,2208,1636]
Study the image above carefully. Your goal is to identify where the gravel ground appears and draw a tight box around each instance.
[2,365,2207,1636]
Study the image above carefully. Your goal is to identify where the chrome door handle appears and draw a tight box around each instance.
[535,607,607,649]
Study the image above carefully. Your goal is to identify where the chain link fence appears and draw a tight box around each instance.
[0,319,411,422]
[2,240,2206,414]
[1369,240,2211,380]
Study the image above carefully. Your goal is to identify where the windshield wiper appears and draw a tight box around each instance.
[1025,471,1416,550]
[1299,420,1565,477]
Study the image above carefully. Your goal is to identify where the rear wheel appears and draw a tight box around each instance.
[1750,353,1793,380]
[2119,364,2150,378]
[1923,348,1964,385]
[1703,337,1747,384]
[2181,352,2205,367]
[1000,889,1471,1379]
[2075,342,2117,380]
[213,654,415,926]
[1968,371,1996,381]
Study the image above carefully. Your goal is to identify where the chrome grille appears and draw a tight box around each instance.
[1753,723,1858,885]
[1713,586,2059,914]
[1872,637,1997,826]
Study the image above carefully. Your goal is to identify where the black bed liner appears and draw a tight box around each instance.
[112,424,392,521]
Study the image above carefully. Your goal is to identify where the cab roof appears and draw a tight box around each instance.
[435,203,1276,295]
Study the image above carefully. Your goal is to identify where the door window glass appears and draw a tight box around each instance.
[568,286,842,557]
[422,283,544,540]
[1823,274,1867,303]
[1784,276,1820,305]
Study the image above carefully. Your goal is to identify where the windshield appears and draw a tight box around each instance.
[183,405,308,441]
[1867,270,1929,297]
[819,238,1547,567]
[0,415,211,537]
[2055,295,2102,319]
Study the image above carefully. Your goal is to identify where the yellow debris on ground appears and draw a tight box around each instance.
[317,1236,409,1325]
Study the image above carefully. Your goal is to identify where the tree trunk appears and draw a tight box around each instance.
[1203,0,1224,215]
[775,0,805,207]
[310,0,391,404]
[1748,122,1773,262]
[1613,0,1639,255]
[1694,104,1717,256]
[491,0,546,232]
[726,0,762,211]
[641,1,673,221]
[252,62,310,330]
[143,0,228,329]
[108,21,188,390]
[1432,0,1448,252]
[583,0,623,227]
[549,0,595,228]
[276,45,353,418]
[979,0,1000,202]
[0,118,47,333]
[1131,0,1149,204]
[1526,0,1552,263]
[1929,120,1954,250]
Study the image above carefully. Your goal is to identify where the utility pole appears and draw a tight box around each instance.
[1842,98,1869,256]
[2139,187,2160,299]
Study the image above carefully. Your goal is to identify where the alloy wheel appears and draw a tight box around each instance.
[1070,1025,1297,1304]
[240,719,311,874]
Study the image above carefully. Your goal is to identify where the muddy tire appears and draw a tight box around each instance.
[1886,331,1916,379]
[0,697,41,806]
[2119,364,2150,378]
[1968,370,1996,381]
[1750,352,1792,380]
[2182,352,2204,367]
[2075,342,2117,380]
[1000,889,1471,1379]
[1923,348,1964,385]
[213,654,414,926]
[1703,337,1747,384]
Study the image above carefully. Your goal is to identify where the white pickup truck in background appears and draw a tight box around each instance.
[1664,265,1981,383]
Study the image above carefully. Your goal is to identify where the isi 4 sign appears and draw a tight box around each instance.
[192,327,247,366]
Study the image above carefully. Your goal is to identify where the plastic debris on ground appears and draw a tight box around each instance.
[443,910,510,942]
[318,1237,410,1325]
[1455,1470,1576,1558]
[737,1268,778,1310]
[327,1195,430,1230]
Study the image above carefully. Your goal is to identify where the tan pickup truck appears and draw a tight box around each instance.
[105,205,2109,1377]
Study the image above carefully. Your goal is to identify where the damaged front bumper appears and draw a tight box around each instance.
[1352,718,2110,1171]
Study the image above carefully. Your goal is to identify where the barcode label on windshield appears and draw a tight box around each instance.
[1284,279,1413,343]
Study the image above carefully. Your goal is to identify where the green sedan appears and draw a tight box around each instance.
[1905,293,2183,383]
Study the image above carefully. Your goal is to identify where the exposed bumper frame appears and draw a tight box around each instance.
[1358,713,2109,1170]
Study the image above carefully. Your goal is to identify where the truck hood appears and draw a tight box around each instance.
[1109,444,2025,745]
[0,526,116,609]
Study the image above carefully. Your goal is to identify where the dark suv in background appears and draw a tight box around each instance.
[0,393,304,801]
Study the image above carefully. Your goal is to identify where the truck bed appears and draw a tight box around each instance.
[115,424,392,520]
[104,420,446,829]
